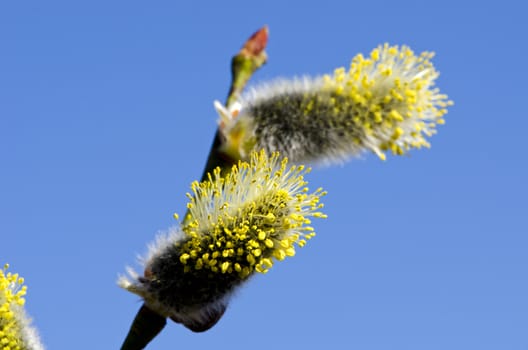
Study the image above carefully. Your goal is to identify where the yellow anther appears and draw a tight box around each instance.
[179,253,190,264]
[221,262,230,273]
[285,247,296,257]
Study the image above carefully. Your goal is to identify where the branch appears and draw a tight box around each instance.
[119,26,269,350]
[200,25,268,181]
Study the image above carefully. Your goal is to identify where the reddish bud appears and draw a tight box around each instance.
[241,26,269,57]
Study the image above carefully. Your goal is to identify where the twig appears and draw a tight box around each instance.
[120,26,269,350]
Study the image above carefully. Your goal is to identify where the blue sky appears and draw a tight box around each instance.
[1,1,527,349]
